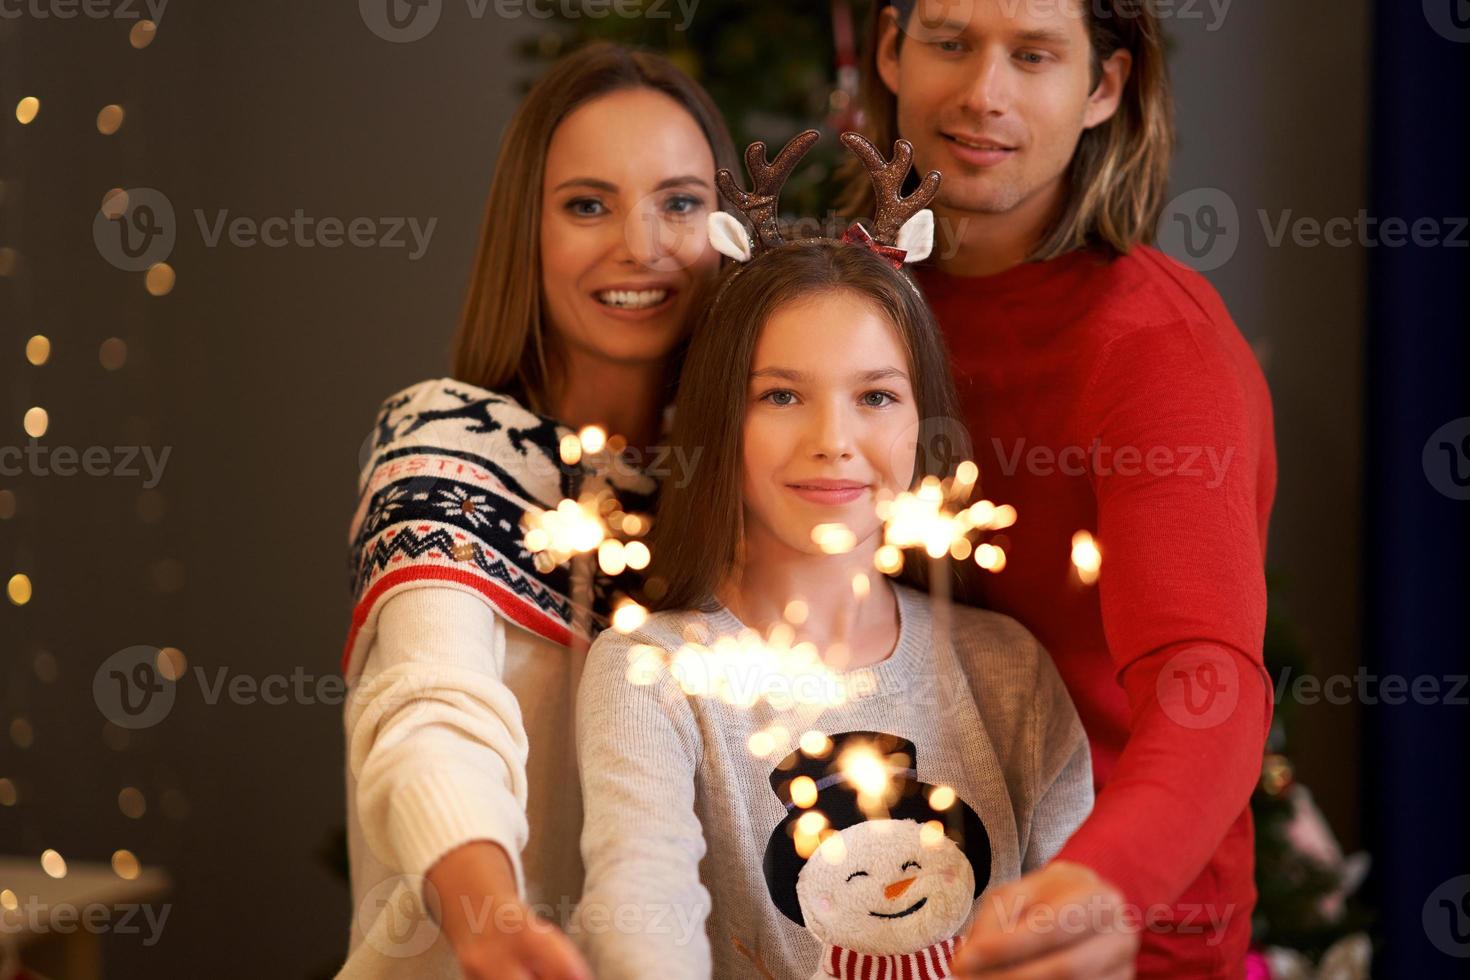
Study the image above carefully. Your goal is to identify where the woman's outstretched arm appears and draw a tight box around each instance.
[347,587,587,980]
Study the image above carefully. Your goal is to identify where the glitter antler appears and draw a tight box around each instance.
[715,129,821,256]
[839,132,942,244]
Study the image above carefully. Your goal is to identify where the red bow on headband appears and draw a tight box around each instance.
[841,221,908,269]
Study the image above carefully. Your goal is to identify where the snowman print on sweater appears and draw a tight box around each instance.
[762,731,992,980]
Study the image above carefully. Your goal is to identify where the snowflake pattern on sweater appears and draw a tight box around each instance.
[342,379,655,676]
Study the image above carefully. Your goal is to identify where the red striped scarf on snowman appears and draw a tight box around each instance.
[822,936,961,980]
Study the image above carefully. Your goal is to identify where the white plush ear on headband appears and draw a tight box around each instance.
[708,211,754,263]
[896,208,935,264]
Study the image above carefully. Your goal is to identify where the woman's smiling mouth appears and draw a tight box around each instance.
[869,896,928,919]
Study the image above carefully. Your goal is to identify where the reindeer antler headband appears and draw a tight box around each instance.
[707,129,942,269]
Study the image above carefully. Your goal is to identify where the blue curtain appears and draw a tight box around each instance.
[1364,2,1470,973]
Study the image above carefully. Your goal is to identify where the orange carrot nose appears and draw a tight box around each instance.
[884,877,916,900]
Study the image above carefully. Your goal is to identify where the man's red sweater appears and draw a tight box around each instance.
[917,245,1276,979]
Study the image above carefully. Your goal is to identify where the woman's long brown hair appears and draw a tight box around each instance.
[648,241,966,612]
[836,0,1174,260]
[451,42,738,414]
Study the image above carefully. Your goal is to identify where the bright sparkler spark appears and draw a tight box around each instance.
[578,425,607,454]
[522,487,652,574]
[1071,530,1102,585]
[835,739,914,819]
[560,425,609,466]
[794,810,831,858]
[838,744,890,798]
[611,599,649,634]
[522,494,608,570]
[811,523,857,555]
[874,467,1015,575]
[620,624,854,711]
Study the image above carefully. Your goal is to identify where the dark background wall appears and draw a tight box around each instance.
[5,0,1454,976]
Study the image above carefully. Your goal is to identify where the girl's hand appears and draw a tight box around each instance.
[952,860,1138,979]
[426,841,592,980]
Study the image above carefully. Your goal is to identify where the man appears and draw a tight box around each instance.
[842,2,1277,978]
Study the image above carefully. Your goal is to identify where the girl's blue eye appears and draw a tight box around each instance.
[665,194,702,216]
[862,390,897,408]
[762,389,797,407]
[567,198,606,217]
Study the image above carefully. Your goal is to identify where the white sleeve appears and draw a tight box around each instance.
[575,632,712,979]
[345,586,532,895]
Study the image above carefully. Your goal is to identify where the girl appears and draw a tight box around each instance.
[576,134,1095,980]
[340,43,736,980]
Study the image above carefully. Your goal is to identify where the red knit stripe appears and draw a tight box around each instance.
[341,564,572,672]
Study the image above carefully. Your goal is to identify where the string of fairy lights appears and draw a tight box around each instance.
[1,15,175,920]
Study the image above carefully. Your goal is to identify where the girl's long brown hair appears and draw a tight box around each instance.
[836,0,1174,260]
[451,42,738,414]
[648,241,966,611]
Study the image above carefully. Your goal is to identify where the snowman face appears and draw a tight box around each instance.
[795,819,976,955]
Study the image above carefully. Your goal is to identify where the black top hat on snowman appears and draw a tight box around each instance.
[762,730,992,927]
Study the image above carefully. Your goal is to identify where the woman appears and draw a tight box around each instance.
[339,42,736,980]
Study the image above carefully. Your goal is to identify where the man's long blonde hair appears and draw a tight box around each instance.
[837,0,1175,259]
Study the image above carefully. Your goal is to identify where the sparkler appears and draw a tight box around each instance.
[874,462,1017,659]
[1071,529,1102,585]
[520,425,653,649]
[624,622,852,712]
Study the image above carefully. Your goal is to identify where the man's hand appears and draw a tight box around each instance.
[425,840,592,980]
[953,861,1138,979]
